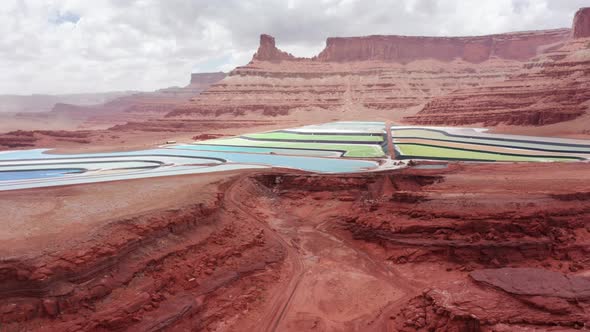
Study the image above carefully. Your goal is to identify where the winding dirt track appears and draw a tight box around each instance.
[226,174,421,331]
[225,179,305,331]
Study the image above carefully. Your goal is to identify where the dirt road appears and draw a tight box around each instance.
[226,175,419,331]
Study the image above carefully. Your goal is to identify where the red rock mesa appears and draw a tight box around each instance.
[167,21,589,129]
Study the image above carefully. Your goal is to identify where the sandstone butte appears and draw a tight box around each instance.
[164,7,590,136]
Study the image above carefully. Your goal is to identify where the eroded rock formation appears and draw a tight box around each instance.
[168,36,565,119]
[167,25,584,126]
[406,38,590,126]
[0,177,285,330]
[315,30,570,63]
[573,7,590,38]
[248,162,590,330]
[162,7,590,130]
[252,34,297,62]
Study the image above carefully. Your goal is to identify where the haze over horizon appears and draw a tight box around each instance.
[2,0,588,95]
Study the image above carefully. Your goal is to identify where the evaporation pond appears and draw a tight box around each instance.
[170,144,342,157]
[0,169,84,181]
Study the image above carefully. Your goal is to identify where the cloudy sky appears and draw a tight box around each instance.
[1,0,587,95]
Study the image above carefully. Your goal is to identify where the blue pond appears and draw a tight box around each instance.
[0,169,85,181]
[0,148,378,173]
[170,144,342,157]
[0,147,380,190]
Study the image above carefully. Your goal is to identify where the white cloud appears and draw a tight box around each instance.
[0,0,586,94]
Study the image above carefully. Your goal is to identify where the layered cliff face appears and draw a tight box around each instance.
[315,29,570,63]
[406,37,590,127]
[167,27,579,126]
[167,59,524,120]
[573,7,590,38]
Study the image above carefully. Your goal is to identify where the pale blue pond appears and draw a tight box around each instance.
[0,169,85,181]
[0,147,380,190]
[297,122,386,133]
[322,121,385,126]
[0,148,378,173]
[170,144,342,157]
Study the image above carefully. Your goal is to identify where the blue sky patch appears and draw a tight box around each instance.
[49,11,81,25]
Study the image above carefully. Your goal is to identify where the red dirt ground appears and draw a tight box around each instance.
[0,119,298,153]
[1,162,588,331]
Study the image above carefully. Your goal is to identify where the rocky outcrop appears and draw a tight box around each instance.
[573,7,590,38]
[395,276,590,331]
[252,34,297,62]
[0,130,94,149]
[247,162,590,331]
[315,29,571,63]
[0,182,285,330]
[470,268,590,299]
[0,130,39,148]
[108,119,273,132]
[395,268,590,330]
